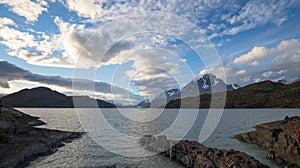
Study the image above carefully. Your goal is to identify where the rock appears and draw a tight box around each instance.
[235,116,300,168]
[139,135,268,168]
[0,103,84,168]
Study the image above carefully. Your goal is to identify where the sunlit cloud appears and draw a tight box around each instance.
[0,0,48,22]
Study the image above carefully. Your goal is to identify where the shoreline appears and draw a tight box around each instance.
[0,103,84,167]
[235,116,300,167]
[139,135,269,168]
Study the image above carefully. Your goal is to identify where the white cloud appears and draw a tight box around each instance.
[234,39,300,65]
[275,39,299,51]
[0,17,16,27]
[65,0,105,19]
[236,70,246,75]
[0,25,37,50]
[221,39,300,85]
[1,0,297,68]
[234,46,268,64]
[249,61,258,66]
[223,0,295,35]
[0,0,48,22]
[111,48,184,97]
[0,17,73,67]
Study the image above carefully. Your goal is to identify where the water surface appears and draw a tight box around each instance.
[19,108,300,168]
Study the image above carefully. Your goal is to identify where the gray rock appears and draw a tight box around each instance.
[139,135,268,168]
[0,103,84,168]
[235,116,300,168]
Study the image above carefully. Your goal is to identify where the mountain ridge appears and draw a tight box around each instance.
[166,80,300,108]
[138,74,239,107]
[0,87,116,108]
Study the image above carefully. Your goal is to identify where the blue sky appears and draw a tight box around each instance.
[0,0,300,103]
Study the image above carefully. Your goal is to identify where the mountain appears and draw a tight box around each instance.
[0,94,6,98]
[181,74,239,97]
[277,79,288,84]
[71,96,116,108]
[135,99,151,108]
[166,80,300,108]
[0,87,116,108]
[150,89,181,107]
[141,74,239,108]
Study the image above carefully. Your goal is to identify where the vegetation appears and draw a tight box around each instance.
[166,81,300,108]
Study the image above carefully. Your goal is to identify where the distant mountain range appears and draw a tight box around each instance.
[0,87,116,108]
[1,77,299,109]
[135,99,151,108]
[166,80,300,108]
[138,74,240,107]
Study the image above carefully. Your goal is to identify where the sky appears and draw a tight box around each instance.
[0,0,300,104]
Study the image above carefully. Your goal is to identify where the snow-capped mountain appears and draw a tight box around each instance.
[150,89,181,107]
[277,79,288,84]
[165,89,181,100]
[229,83,240,90]
[181,74,240,97]
[135,99,151,108]
[136,74,240,108]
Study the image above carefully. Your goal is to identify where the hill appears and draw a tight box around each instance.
[0,87,116,108]
[166,81,300,108]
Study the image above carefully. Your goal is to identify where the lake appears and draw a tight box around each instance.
[18,108,300,168]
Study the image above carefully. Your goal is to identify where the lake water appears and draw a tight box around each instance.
[18,108,300,168]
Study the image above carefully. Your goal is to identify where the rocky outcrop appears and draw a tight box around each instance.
[235,116,300,167]
[139,135,268,168]
[0,103,83,167]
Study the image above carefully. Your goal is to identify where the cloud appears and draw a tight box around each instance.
[0,13,195,98]
[0,61,143,104]
[234,46,268,64]
[109,48,185,97]
[211,39,300,85]
[0,23,36,50]
[234,39,300,65]
[51,19,201,98]
[0,16,75,68]
[65,0,105,20]
[223,0,295,35]
[0,0,48,22]
[1,0,298,68]
[57,0,298,42]
[0,1,299,99]
[0,17,16,27]
[236,70,246,75]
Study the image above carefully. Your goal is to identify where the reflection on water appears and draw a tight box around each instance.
[19,108,300,168]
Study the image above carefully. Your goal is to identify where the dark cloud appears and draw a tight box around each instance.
[104,41,133,62]
[0,61,143,102]
[0,61,30,88]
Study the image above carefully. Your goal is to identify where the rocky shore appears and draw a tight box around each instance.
[0,102,83,167]
[235,116,300,168]
[139,135,268,168]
